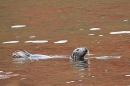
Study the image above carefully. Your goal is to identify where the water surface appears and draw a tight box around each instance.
[0,0,130,86]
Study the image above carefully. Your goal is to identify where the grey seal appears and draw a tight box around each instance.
[70,47,88,62]
[12,50,53,60]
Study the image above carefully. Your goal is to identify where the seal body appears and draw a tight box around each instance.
[70,47,88,62]
[12,50,52,60]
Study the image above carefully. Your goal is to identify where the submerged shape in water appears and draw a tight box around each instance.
[2,41,19,44]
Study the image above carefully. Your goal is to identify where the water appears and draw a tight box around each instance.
[0,0,130,86]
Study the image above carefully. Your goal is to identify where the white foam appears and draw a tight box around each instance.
[90,28,101,30]
[54,40,68,44]
[25,40,48,43]
[110,31,130,34]
[11,25,26,28]
[2,41,19,44]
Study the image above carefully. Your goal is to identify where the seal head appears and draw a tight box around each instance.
[12,50,31,58]
[70,47,88,62]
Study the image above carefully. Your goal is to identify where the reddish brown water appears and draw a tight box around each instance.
[0,0,130,86]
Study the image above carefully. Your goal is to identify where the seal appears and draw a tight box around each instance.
[70,47,88,62]
[12,50,31,58]
[12,50,53,60]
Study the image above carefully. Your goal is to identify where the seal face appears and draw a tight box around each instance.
[12,50,31,58]
[70,47,88,62]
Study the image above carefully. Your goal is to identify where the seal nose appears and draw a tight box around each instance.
[84,48,88,53]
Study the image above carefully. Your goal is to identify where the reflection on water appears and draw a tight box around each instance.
[24,40,48,43]
[54,40,68,44]
[90,28,101,30]
[29,36,36,38]
[123,19,128,21]
[88,34,95,36]
[67,58,90,85]
[11,25,26,28]
[99,35,103,36]
[0,71,19,79]
[73,60,89,69]
[2,41,19,44]
[93,56,121,59]
[125,75,130,77]
[110,31,130,34]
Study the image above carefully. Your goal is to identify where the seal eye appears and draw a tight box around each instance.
[77,49,79,51]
